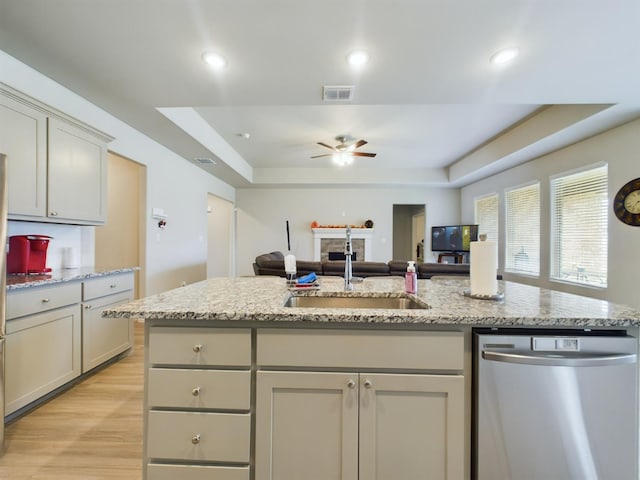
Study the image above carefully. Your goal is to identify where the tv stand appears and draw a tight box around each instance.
[437,253,464,264]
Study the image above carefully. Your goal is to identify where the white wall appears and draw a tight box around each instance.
[235,186,459,276]
[1,50,236,295]
[461,119,640,308]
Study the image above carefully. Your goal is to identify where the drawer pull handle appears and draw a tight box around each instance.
[192,386,201,397]
[191,434,201,445]
[42,298,50,303]
[363,379,373,389]
[347,380,356,389]
[193,344,203,353]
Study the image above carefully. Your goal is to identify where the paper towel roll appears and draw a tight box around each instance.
[62,247,80,269]
[284,253,297,275]
[470,240,498,296]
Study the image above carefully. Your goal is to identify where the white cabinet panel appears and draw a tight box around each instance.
[82,290,133,372]
[147,464,249,480]
[147,411,250,463]
[47,117,107,224]
[358,373,465,480]
[255,370,359,480]
[0,93,47,218]
[5,303,82,415]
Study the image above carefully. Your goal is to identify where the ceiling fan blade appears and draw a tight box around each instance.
[310,153,332,158]
[352,152,377,157]
[353,139,368,149]
[317,142,336,150]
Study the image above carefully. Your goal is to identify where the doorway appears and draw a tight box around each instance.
[392,204,426,262]
[207,194,235,278]
[95,152,146,298]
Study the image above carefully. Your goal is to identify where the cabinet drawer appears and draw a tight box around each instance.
[147,464,249,480]
[149,327,251,367]
[257,329,464,371]
[83,273,134,301]
[147,411,250,463]
[7,282,81,320]
[148,368,250,410]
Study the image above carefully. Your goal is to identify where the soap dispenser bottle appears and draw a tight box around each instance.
[405,261,417,294]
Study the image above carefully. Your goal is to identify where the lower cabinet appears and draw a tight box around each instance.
[82,273,135,372]
[5,273,136,418]
[5,283,82,416]
[255,370,464,480]
[144,327,252,480]
[143,326,467,480]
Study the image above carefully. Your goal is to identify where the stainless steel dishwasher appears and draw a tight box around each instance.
[474,329,638,480]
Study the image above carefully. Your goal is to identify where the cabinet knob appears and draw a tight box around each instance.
[363,379,373,389]
[347,379,356,389]
[192,386,201,397]
[110,284,117,289]
[84,304,92,310]
[192,344,203,353]
[42,298,50,303]
[50,211,58,216]
[191,434,201,445]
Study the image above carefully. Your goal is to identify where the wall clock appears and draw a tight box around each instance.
[613,177,640,226]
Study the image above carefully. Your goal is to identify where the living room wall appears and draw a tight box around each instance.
[235,186,460,277]
[460,118,640,308]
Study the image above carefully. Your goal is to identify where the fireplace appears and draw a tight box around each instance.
[312,228,374,262]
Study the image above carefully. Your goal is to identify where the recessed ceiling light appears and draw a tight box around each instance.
[490,47,520,65]
[346,50,369,67]
[202,51,227,69]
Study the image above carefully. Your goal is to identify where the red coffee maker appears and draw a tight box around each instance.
[6,235,53,275]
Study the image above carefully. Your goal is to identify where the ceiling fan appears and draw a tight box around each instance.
[311,135,377,159]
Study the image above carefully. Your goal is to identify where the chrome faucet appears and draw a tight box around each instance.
[344,226,354,291]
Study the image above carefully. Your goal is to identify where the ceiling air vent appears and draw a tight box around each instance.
[195,157,217,165]
[323,85,354,102]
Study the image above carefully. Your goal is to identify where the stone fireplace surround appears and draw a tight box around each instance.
[312,228,374,262]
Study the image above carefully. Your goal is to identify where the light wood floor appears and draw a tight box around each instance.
[0,321,145,479]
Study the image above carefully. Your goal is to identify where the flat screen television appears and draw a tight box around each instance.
[431,224,479,252]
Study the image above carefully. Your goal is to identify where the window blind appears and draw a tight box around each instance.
[474,194,499,242]
[550,165,608,287]
[505,183,540,275]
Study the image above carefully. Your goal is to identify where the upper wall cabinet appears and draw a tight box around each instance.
[0,93,47,217]
[0,84,113,225]
[48,118,108,223]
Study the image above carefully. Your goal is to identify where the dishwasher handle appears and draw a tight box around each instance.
[482,350,637,367]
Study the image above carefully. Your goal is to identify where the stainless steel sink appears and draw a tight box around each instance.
[284,294,429,310]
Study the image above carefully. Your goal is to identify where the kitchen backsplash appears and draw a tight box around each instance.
[7,221,95,270]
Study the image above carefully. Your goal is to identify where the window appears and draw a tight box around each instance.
[505,183,540,276]
[474,194,499,242]
[550,165,608,287]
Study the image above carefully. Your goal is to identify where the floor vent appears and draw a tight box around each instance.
[323,85,354,102]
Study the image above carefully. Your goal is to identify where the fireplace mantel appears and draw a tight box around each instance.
[312,228,374,262]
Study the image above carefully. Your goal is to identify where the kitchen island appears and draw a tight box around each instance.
[104,276,640,480]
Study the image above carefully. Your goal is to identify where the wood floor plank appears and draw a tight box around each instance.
[0,321,144,479]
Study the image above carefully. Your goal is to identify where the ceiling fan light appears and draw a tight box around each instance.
[333,153,353,166]
[490,47,519,65]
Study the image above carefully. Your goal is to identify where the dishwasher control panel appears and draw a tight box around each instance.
[532,337,580,351]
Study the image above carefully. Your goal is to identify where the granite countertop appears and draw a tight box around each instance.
[6,267,138,291]
[103,276,640,327]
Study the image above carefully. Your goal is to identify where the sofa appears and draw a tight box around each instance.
[253,252,478,279]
